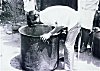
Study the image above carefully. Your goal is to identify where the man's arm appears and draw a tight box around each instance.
[40,23,64,41]
[49,25,64,35]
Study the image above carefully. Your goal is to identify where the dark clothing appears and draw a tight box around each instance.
[93,11,100,28]
[74,28,92,52]
[36,0,78,11]
[80,28,90,48]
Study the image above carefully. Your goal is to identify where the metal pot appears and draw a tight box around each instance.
[92,31,100,59]
[19,24,59,71]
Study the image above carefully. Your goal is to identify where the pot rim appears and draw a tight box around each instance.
[19,24,59,38]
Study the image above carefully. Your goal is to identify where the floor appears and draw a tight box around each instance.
[0,25,100,71]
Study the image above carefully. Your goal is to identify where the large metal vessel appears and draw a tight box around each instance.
[19,24,59,71]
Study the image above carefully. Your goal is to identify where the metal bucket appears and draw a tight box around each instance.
[19,24,59,71]
[92,31,100,59]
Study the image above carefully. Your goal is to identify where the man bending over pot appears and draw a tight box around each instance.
[37,6,81,71]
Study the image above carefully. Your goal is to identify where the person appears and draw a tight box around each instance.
[75,0,99,53]
[23,0,36,12]
[38,6,81,71]
[23,0,38,27]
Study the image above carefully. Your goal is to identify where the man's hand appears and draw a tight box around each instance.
[40,33,52,42]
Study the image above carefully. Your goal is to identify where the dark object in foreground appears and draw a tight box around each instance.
[19,24,59,71]
[92,31,100,59]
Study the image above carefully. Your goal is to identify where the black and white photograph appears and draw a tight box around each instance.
[0,0,100,71]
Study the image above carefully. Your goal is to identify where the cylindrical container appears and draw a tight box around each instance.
[19,24,59,71]
[92,31,100,59]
